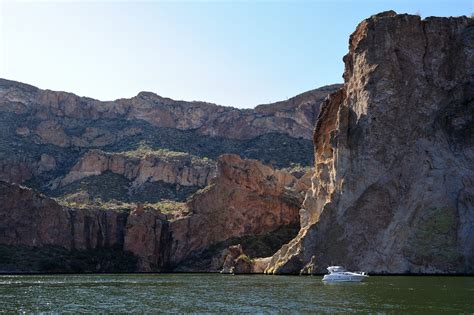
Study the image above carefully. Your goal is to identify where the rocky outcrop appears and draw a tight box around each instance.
[0,79,340,142]
[267,12,474,274]
[122,205,171,272]
[0,153,305,272]
[168,154,305,265]
[0,77,335,203]
[0,154,57,185]
[60,149,216,189]
[219,244,249,274]
[0,180,181,272]
[218,244,272,274]
[0,181,128,250]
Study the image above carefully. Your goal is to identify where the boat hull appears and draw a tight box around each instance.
[322,274,367,282]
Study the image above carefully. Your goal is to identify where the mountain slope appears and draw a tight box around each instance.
[0,79,339,204]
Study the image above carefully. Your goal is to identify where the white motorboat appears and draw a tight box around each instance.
[322,266,368,282]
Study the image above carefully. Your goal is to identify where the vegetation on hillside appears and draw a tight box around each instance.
[54,190,189,216]
[115,141,214,167]
[2,114,312,214]
[52,171,201,205]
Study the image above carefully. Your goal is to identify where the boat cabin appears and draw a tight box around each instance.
[327,266,347,273]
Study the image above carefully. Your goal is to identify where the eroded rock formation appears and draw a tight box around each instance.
[0,78,336,206]
[60,149,216,188]
[0,72,328,272]
[0,79,340,142]
[0,181,128,250]
[266,11,474,274]
[0,154,304,272]
[169,154,305,265]
[3,10,470,275]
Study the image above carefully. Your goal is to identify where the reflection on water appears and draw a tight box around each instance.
[0,274,473,313]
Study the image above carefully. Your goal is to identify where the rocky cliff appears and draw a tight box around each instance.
[0,154,304,272]
[266,11,474,274]
[3,10,470,275]
[60,149,215,189]
[0,61,337,273]
[53,148,216,205]
[0,181,129,251]
[169,154,305,266]
[0,79,340,141]
[0,78,338,208]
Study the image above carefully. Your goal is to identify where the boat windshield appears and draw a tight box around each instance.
[327,266,346,273]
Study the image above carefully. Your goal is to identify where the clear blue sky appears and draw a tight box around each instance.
[0,1,472,108]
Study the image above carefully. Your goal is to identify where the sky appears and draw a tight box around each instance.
[0,1,472,108]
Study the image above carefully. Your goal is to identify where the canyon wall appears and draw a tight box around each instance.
[2,10,471,275]
[0,181,128,251]
[0,154,303,272]
[169,154,305,265]
[0,78,337,207]
[0,78,340,142]
[267,12,474,274]
[60,149,216,188]
[0,68,330,272]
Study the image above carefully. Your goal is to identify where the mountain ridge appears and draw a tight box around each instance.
[0,77,341,114]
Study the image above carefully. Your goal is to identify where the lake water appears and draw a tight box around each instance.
[0,274,473,313]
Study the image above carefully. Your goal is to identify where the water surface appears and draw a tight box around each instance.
[0,274,473,313]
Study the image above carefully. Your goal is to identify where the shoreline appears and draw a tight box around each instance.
[1,272,473,277]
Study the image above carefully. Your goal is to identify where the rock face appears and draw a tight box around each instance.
[60,149,216,188]
[122,205,170,271]
[267,12,474,274]
[0,78,337,207]
[0,72,332,272]
[0,181,180,272]
[0,79,340,142]
[0,154,304,272]
[218,245,273,274]
[0,181,128,251]
[219,244,249,274]
[168,154,305,264]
